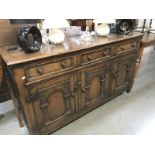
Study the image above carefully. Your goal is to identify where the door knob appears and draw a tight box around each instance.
[36,68,44,75]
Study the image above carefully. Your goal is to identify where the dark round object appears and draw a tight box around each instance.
[17,26,42,53]
[0,114,5,120]
[116,19,135,34]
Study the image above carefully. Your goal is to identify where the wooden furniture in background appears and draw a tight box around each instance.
[133,32,155,78]
[0,59,2,84]
[0,19,23,103]
[70,19,93,31]
[0,32,143,134]
[135,32,155,75]
[140,32,155,47]
[0,58,10,102]
[0,20,20,46]
[70,19,87,31]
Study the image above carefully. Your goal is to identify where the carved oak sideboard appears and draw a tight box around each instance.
[0,32,143,134]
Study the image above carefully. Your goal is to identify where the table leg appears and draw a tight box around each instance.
[133,47,144,78]
[128,46,144,91]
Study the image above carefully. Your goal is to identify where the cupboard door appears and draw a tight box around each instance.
[25,73,76,131]
[111,52,136,93]
[79,62,110,110]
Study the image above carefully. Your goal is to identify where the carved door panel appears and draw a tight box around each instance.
[111,52,136,93]
[79,62,110,110]
[25,74,76,130]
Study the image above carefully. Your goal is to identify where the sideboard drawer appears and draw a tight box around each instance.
[81,45,112,65]
[25,56,73,81]
[116,40,138,54]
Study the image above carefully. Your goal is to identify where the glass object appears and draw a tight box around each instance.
[95,23,110,36]
[40,29,49,44]
[81,26,92,41]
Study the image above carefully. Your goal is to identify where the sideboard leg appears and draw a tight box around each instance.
[128,46,144,93]
[134,46,144,78]
[0,114,5,120]
[126,88,131,93]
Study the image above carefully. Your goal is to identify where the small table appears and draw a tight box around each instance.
[134,32,155,77]
[141,32,155,48]
[139,32,155,59]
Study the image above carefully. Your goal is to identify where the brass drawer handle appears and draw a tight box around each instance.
[61,62,66,68]
[81,88,86,92]
[112,72,119,79]
[131,44,136,48]
[101,78,105,83]
[71,92,75,97]
[36,68,44,75]
[81,85,90,92]
[87,56,93,61]
[120,47,124,51]
[103,51,108,56]
[64,93,71,98]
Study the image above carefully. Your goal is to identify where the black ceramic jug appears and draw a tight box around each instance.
[17,26,42,53]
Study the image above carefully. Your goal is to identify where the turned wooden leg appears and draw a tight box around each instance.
[142,19,146,33]
[126,88,131,93]
[0,114,5,120]
[129,46,144,92]
[134,46,144,78]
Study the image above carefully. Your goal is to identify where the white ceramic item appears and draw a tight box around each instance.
[96,23,110,36]
[49,28,65,44]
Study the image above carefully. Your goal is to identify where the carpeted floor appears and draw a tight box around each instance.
[0,47,155,135]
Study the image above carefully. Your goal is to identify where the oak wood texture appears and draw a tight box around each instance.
[0,59,2,84]
[0,32,142,66]
[0,19,35,103]
[0,56,10,103]
[0,32,143,134]
[140,32,155,48]
[69,19,94,32]
[70,19,87,31]
[0,19,21,46]
[0,19,21,102]
[6,72,24,127]
[134,32,155,79]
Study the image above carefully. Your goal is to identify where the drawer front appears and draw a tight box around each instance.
[116,40,138,54]
[25,56,73,81]
[81,45,112,65]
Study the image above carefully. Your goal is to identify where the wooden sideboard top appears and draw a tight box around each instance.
[0,32,143,66]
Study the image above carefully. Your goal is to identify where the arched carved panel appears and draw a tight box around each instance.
[26,74,76,129]
[116,65,126,87]
[80,62,110,109]
[88,76,101,101]
[112,53,135,92]
[47,91,66,120]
